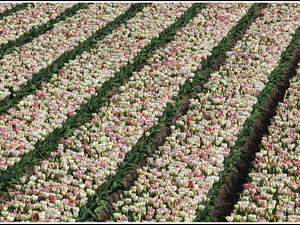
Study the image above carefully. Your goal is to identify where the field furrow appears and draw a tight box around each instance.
[0,3,90,61]
[228,64,300,222]
[105,3,300,222]
[0,3,28,22]
[0,2,299,223]
[0,3,131,101]
[0,3,250,222]
[0,3,75,46]
[0,2,195,222]
[0,2,199,200]
[0,3,189,174]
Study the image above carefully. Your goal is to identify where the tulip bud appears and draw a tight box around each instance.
[20,176,27,184]
[1,211,9,217]
[122,206,129,214]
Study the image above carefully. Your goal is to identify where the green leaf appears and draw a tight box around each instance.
[94,206,104,213]
[0,185,8,194]
[87,209,97,219]
[67,129,74,136]
[146,145,151,154]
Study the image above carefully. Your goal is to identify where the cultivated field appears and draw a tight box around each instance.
[0,2,299,222]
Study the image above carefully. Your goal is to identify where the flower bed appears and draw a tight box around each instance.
[0,3,131,101]
[0,2,299,223]
[0,2,251,222]
[0,3,74,46]
[0,2,199,199]
[106,3,300,222]
[0,2,193,222]
[0,3,190,172]
[0,3,18,14]
[227,65,300,222]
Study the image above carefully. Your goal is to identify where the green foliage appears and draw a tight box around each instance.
[0,3,89,60]
[76,3,209,222]
[0,3,32,24]
[0,3,90,114]
[195,4,300,222]
[1,1,300,223]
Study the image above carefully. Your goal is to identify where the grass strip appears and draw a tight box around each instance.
[0,3,142,115]
[0,3,148,192]
[0,3,30,21]
[195,23,300,222]
[0,3,89,60]
[76,3,266,222]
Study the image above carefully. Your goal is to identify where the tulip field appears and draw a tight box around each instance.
[0,2,299,223]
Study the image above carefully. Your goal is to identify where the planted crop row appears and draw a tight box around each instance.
[0,2,299,223]
[0,3,75,46]
[0,2,248,222]
[0,3,194,222]
[0,3,18,13]
[228,65,300,222]
[0,2,196,197]
[206,4,300,221]
[0,3,27,20]
[196,3,300,221]
[79,2,254,222]
[107,2,300,221]
[0,2,189,174]
[226,25,300,221]
[0,3,91,61]
[106,3,300,223]
[0,3,131,101]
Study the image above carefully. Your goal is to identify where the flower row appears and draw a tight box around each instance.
[0,3,190,172]
[0,2,18,14]
[0,3,75,46]
[108,3,300,222]
[0,2,250,222]
[0,3,131,101]
[228,65,300,222]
